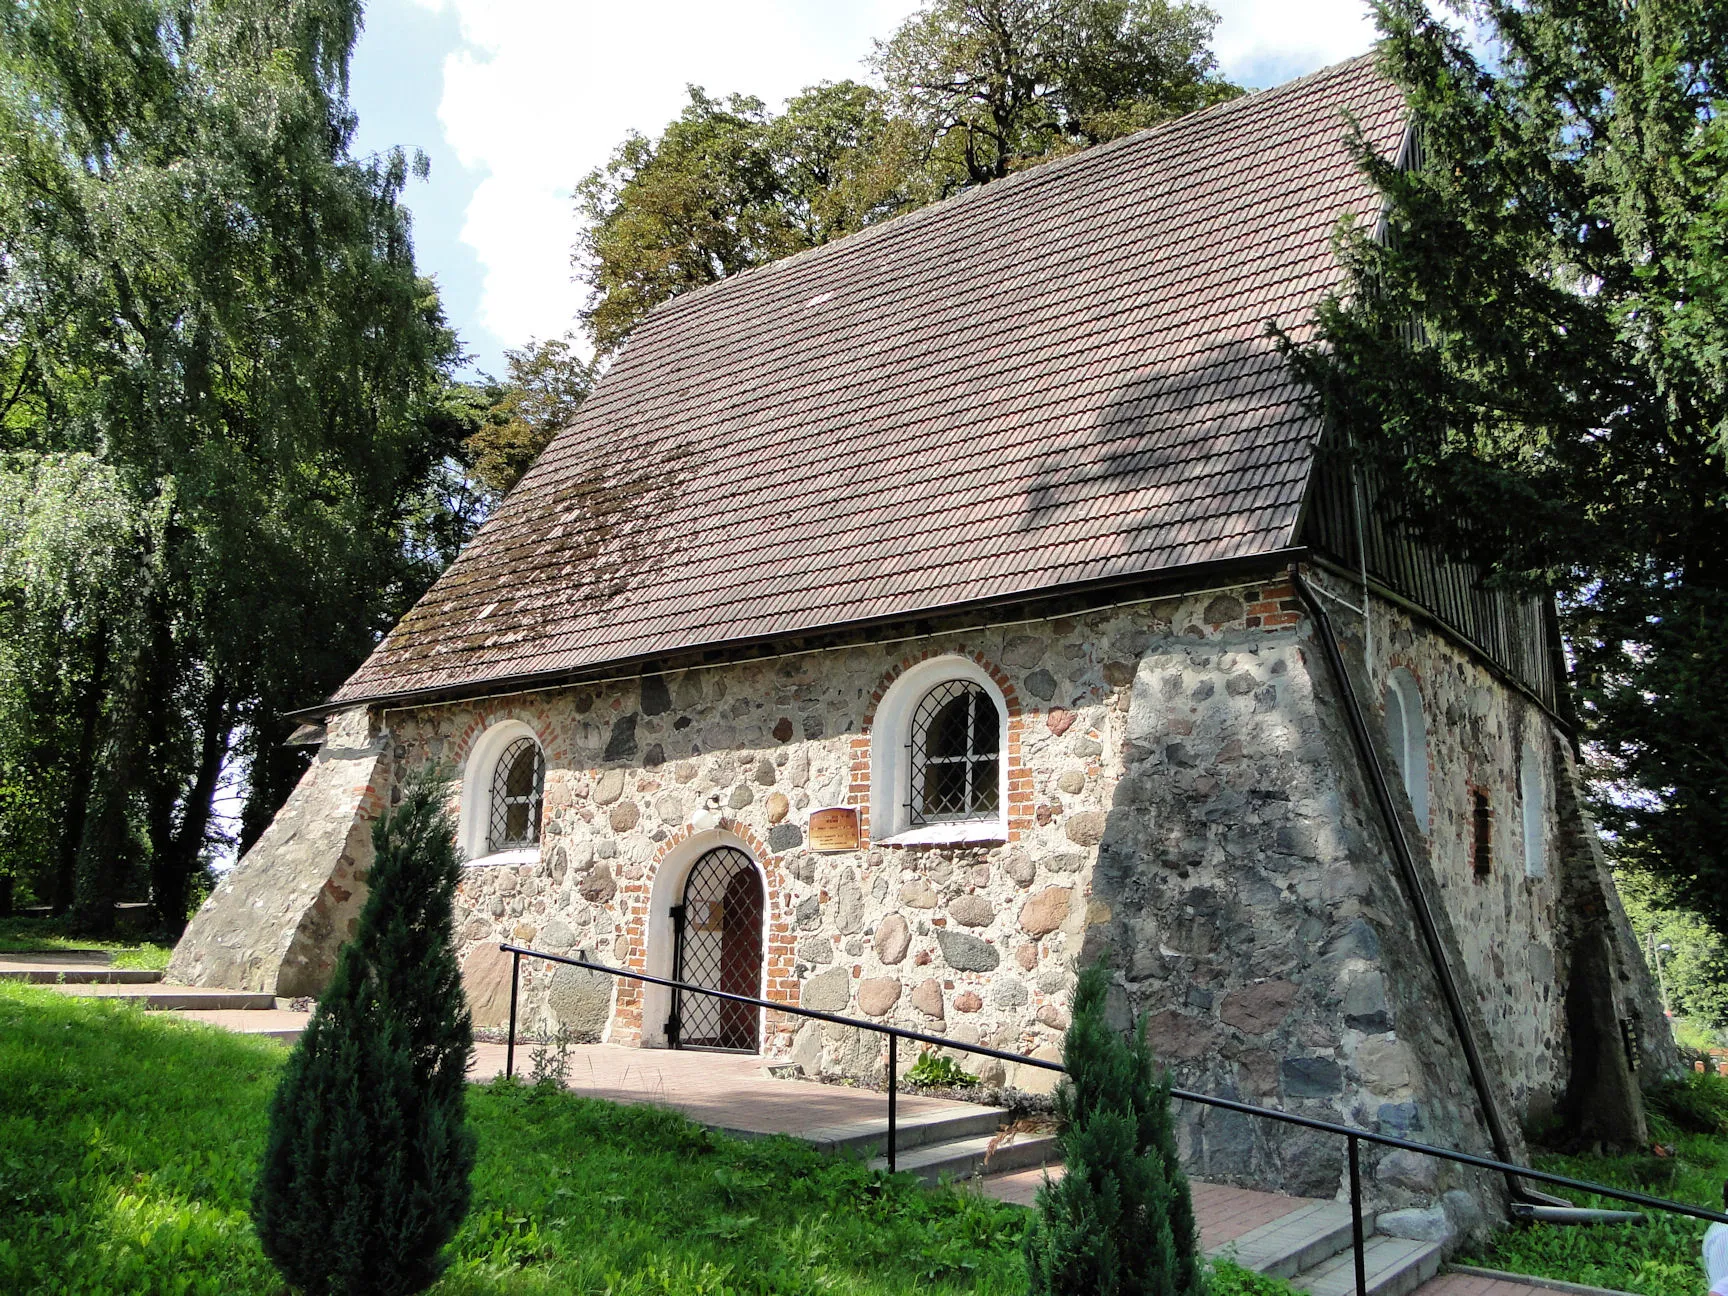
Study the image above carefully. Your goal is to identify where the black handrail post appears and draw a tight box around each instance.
[887,1032,898,1174]
[505,948,521,1080]
[1348,1134,1366,1296]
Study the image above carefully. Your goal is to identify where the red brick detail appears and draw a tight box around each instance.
[608,819,796,1046]
[858,646,1033,845]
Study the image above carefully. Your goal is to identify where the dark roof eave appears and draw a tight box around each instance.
[284,546,1312,724]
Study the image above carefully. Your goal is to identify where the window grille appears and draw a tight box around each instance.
[907,680,1001,826]
[488,737,544,853]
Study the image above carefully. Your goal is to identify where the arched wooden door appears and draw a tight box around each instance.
[670,846,764,1052]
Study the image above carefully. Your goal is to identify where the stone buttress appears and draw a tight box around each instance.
[168,708,386,996]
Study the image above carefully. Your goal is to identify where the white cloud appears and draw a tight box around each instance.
[1211,0,1378,87]
[412,0,1376,355]
[410,0,914,353]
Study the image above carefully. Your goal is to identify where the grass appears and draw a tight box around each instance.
[1461,1072,1728,1296]
[0,982,1039,1295]
[0,915,173,970]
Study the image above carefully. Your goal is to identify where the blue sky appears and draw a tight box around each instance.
[347,0,1379,379]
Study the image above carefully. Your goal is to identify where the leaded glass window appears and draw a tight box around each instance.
[488,737,544,853]
[907,680,1000,825]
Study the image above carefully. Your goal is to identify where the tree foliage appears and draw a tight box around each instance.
[576,0,1238,350]
[1290,0,1728,936]
[462,334,596,498]
[0,0,478,930]
[872,0,1238,186]
[1024,960,1202,1296]
[253,768,475,1296]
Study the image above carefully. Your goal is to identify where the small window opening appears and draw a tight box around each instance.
[1472,790,1492,880]
[489,737,545,853]
[907,680,1001,826]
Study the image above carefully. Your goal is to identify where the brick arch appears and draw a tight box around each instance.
[609,819,796,1053]
[853,646,1032,846]
[447,700,567,771]
[861,646,1023,732]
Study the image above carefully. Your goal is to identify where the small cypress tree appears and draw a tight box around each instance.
[253,768,476,1296]
[1025,960,1202,1296]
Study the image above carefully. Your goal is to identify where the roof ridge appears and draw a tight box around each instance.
[634,52,1391,338]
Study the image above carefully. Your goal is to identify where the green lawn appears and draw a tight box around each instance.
[0,982,1039,1295]
[1461,1073,1728,1296]
[0,915,173,970]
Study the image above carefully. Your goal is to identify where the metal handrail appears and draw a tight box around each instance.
[497,942,1728,1295]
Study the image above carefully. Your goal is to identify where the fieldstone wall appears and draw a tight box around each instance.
[190,564,1667,1235]
[168,707,386,995]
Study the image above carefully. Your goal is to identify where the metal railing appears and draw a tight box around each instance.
[498,943,1728,1296]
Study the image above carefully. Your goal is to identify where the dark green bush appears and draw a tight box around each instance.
[252,769,476,1296]
[1024,960,1202,1296]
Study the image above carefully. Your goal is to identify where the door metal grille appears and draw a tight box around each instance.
[670,847,764,1052]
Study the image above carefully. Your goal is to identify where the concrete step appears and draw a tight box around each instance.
[0,967,163,984]
[1216,1200,1359,1278]
[809,1105,1005,1158]
[47,983,278,1010]
[1291,1234,1443,1296]
[871,1131,1060,1185]
[0,949,114,964]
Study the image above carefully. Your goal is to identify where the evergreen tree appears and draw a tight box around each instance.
[253,769,475,1296]
[1025,960,1202,1296]
[1289,0,1728,939]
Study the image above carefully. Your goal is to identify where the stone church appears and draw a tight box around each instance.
[171,55,1671,1218]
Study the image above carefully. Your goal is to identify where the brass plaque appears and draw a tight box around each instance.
[808,806,860,852]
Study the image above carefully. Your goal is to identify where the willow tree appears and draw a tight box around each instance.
[0,0,473,930]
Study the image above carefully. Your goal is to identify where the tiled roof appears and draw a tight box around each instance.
[332,56,1406,707]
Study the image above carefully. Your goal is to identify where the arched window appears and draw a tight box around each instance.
[1382,669,1429,829]
[1520,737,1547,879]
[459,721,546,862]
[488,737,545,853]
[868,655,1010,845]
[909,680,1001,825]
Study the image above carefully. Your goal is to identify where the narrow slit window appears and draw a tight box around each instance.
[1472,790,1492,880]
[907,681,1001,825]
[489,737,545,852]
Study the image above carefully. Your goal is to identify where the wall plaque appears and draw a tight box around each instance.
[808,806,860,852]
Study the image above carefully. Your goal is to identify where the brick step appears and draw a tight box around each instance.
[0,967,163,985]
[176,1008,309,1041]
[871,1131,1060,1185]
[1292,1234,1443,1296]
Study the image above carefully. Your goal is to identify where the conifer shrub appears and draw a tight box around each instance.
[252,769,476,1296]
[1024,959,1202,1296]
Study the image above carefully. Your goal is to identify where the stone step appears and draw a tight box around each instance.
[807,1105,1006,1159]
[47,983,278,1010]
[1291,1234,1443,1296]
[870,1131,1060,1185]
[0,967,163,985]
[1216,1200,1360,1278]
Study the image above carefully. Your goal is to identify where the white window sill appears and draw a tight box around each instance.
[464,846,540,869]
[877,822,1007,848]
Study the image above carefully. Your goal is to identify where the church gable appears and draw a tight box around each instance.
[331,57,1406,710]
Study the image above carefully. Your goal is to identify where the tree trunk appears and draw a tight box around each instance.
[152,678,230,936]
[53,626,108,915]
